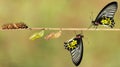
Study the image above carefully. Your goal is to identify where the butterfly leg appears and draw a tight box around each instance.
[88,24,93,29]
[110,20,115,28]
[93,25,97,29]
[95,26,98,29]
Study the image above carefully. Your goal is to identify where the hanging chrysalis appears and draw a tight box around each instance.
[64,34,84,66]
[29,30,45,40]
[53,31,62,38]
[44,31,62,40]
[44,32,55,40]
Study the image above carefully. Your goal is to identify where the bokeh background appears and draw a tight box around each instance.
[0,0,120,67]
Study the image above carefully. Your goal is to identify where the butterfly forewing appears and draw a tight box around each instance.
[70,38,83,66]
[95,1,118,21]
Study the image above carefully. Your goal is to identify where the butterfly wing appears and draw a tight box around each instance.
[95,1,118,22]
[70,38,83,66]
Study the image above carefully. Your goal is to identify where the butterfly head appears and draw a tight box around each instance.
[76,34,84,38]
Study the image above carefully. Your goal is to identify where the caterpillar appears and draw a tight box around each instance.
[1,22,29,29]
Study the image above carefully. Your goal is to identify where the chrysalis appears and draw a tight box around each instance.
[29,30,45,40]
[44,32,55,40]
[53,31,62,38]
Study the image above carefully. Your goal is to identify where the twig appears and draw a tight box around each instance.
[1,28,120,31]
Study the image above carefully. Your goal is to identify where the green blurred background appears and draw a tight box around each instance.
[0,0,120,67]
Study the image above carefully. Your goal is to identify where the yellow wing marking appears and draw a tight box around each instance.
[67,40,77,50]
[101,17,112,25]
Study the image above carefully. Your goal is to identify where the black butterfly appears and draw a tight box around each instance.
[90,1,118,28]
[64,34,83,66]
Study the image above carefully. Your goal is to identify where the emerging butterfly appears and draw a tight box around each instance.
[64,34,83,66]
[89,1,118,28]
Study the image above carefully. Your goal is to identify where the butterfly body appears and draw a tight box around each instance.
[91,1,118,28]
[64,34,83,66]
[92,16,115,28]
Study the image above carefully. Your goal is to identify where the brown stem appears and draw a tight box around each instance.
[1,28,120,31]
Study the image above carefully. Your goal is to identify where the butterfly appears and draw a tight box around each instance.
[89,1,118,28]
[64,34,83,66]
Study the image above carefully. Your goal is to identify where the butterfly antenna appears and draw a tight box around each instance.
[90,11,94,21]
[80,30,83,35]
[88,24,93,29]
[84,35,90,45]
[74,30,77,35]
[88,11,94,29]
